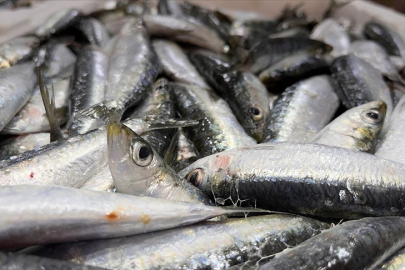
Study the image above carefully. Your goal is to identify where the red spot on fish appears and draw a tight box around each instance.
[215,155,230,169]
[30,172,34,178]
[106,211,118,221]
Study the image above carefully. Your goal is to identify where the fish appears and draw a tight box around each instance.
[143,14,229,54]
[68,45,108,136]
[311,101,387,153]
[2,77,70,134]
[263,75,339,143]
[180,142,405,219]
[152,39,208,88]
[79,165,115,192]
[268,27,309,39]
[34,42,77,79]
[310,18,350,58]
[331,55,393,126]
[0,133,50,160]
[350,40,405,85]
[168,129,199,172]
[0,118,194,188]
[0,252,106,270]
[259,217,405,270]
[0,185,248,249]
[75,19,161,130]
[171,83,256,157]
[74,17,110,48]
[0,63,37,132]
[107,123,211,204]
[376,95,405,165]
[258,53,329,93]
[189,52,270,142]
[32,215,329,270]
[377,247,405,270]
[364,21,405,58]
[241,37,332,74]
[130,78,176,157]
[35,8,82,40]
[0,36,39,69]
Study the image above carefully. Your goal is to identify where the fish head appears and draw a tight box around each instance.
[107,123,163,195]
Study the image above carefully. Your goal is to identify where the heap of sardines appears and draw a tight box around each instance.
[3,0,405,269]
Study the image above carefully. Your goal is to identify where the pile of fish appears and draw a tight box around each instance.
[2,0,405,269]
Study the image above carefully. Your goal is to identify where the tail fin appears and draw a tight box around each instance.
[163,129,180,165]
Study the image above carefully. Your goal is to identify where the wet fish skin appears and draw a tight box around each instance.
[190,52,270,142]
[0,36,39,68]
[0,63,37,131]
[68,45,108,136]
[263,75,339,143]
[0,185,241,249]
[258,53,329,92]
[74,17,110,48]
[350,40,404,85]
[364,22,405,58]
[259,217,405,270]
[33,215,329,270]
[311,101,387,153]
[35,8,82,40]
[171,83,256,157]
[171,128,199,172]
[80,165,114,192]
[152,39,208,88]
[377,247,405,270]
[331,55,393,124]
[242,37,332,74]
[0,252,106,270]
[0,133,50,160]
[107,123,211,205]
[310,18,350,58]
[180,142,405,218]
[2,77,70,134]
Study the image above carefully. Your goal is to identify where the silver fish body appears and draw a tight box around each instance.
[35,8,81,40]
[2,77,70,134]
[33,215,329,270]
[80,165,115,192]
[263,75,339,143]
[377,247,405,270]
[152,39,208,88]
[311,101,387,153]
[0,36,39,69]
[0,133,50,160]
[75,17,110,48]
[0,63,37,131]
[180,142,405,218]
[172,83,256,157]
[171,128,199,172]
[0,185,239,249]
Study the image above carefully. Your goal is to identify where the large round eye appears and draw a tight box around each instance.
[249,106,263,121]
[186,168,203,187]
[361,109,382,124]
[131,142,153,167]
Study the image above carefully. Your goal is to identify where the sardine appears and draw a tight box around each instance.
[143,15,229,54]
[180,142,405,218]
[107,123,211,204]
[259,217,405,270]
[171,83,256,157]
[152,39,208,88]
[0,185,246,249]
[364,22,405,58]
[0,252,106,270]
[258,53,329,93]
[350,40,405,85]
[68,45,108,136]
[74,17,110,48]
[241,37,332,74]
[0,63,36,131]
[2,77,70,134]
[0,133,50,159]
[190,52,270,142]
[377,247,405,270]
[33,215,329,270]
[376,95,405,165]
[80,165,115,192]
[35,8,82,40]
[0,36,39,69]
[170,128,199,172]
[310,18,350,57]
[268,27,309,39]
[263,75,339,143]
[311,101,387,153]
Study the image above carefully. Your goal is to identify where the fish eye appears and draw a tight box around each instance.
[361,109,382,124]
[131,142,153,167]
[186,168,203,187]
[249,106,263,121]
